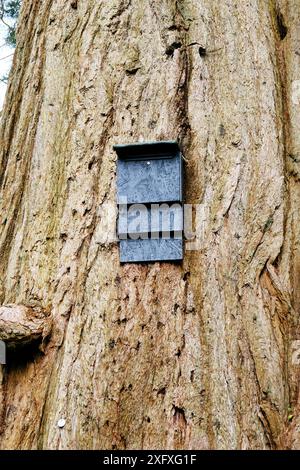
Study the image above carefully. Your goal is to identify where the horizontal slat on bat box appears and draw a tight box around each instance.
[114,141,180,159]
[118,204,183,238]
[119,238,183,263]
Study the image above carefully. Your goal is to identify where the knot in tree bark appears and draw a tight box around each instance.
[0,304,52,349]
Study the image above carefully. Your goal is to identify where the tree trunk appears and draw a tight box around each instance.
[0,0,299,450]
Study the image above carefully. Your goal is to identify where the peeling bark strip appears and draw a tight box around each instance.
[0,0,299,450]
[0,305,52,348]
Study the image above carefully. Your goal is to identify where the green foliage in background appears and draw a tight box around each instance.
[0,0,21,47]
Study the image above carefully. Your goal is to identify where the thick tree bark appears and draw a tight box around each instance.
[0,0,299,450]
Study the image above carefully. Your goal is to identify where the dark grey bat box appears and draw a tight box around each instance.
[114,141,184,263]
[114,141,183,204]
